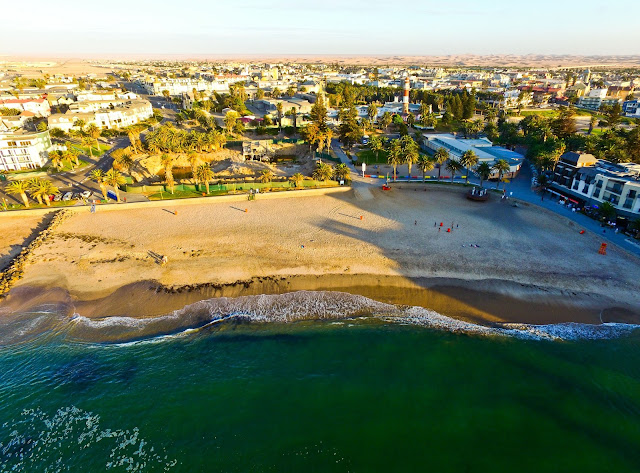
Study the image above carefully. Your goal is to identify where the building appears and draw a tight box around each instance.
[552,151,597,189]
[242,140,272,161]
[0,98,51,117]
[551,157,640,217]
[48,100,152,131]
[622,99,640,118]
[0,130,52,171]
[421,133,523,178]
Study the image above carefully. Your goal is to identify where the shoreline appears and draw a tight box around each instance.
[2,187,639,328]
[4,273,638,326]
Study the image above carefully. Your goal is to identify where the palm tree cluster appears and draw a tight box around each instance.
[48,147,80,171]
[312,161,334,182]
[145,123,225,154]
[6,178,59,208]
[90,168,126,202]
[386,135,420,181]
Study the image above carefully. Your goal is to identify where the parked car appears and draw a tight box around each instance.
[62,192,73,201]
[80,190,92,199]
[53,194,63,202]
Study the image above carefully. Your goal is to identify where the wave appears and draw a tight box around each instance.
[0,291,638,346]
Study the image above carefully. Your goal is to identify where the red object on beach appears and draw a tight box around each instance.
[440,222,443,227]
[579,230,585,234]
[598,243,607,255]
[245,208,248,213]
[360,215,363,220]
[446,228,451,233]
[382,185,391,190]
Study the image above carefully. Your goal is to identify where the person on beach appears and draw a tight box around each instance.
[161,255,168,265]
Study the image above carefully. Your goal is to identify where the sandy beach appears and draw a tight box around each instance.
[1,186,639,325]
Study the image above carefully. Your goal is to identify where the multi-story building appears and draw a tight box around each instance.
[0,130,52,171]
[622,99,640,118]
[551,153,640,217]
[48,100,152,132]
[0,98,51,117]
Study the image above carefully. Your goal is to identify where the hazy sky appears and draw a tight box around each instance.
[1,0,639,57]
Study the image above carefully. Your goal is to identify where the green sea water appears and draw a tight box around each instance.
[1,297,640,472]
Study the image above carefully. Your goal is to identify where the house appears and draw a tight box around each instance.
[622,99,640,118]
[0,130,52,171]
[0,98,51,117]
[242,140,272,161]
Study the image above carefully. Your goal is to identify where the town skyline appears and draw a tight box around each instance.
[2,0,639,57]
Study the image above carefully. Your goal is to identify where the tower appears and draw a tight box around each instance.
[402,76,410,115]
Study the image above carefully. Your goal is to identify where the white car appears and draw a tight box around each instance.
[62,192,73,201]
[81,190,92,199]
[53,194,63,202]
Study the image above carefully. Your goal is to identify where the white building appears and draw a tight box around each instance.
[48,100,152,132]
[0,130,52,171]
[0,98,51,117]
[422,133,523,177]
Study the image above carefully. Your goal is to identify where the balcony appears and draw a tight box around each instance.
[605,184,624,195]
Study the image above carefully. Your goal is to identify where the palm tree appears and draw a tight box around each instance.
[33,179,58,206]
[90,169,109,201]
[276,102,283,131]
[86,123,100,154]
[74,119,86,132]
[187,152,199,178]
[460,150,479,184]
[492,159,511,189]
[160,154,175,193]
[104,168,126,202]
[290,172,305,188]
[446,159,463,183]
[417,155,435,182]
[401,136,419,178]
[387,139,403,181]
[82,136,95,159]
[259,170,274,183]
[6,180,30,208]
[27,177,44,205]
[48,150,64,171]
[312,161,334,182]
[434,147,449,180]
[369,135,383,163]
[475,162,492,188]
[194,164,214,193]
[334,163,350,182]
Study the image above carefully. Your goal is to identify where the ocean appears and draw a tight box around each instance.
[1,291,639,472]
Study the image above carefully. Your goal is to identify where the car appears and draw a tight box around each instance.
[80,190,92,199]
[62,192,73,201]
[53,194,63,202]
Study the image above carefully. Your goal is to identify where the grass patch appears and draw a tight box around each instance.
[520,110,558,118]
[46,159,91,174]
[147,190,227,200]
[357,149,389,165]
[71,143,110,157]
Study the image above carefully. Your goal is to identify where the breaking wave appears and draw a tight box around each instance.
[0,291,638,345]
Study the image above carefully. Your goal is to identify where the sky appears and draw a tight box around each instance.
[1,0,639,57]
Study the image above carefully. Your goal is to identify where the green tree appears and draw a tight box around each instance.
[492,159,511,189]
[90,169,108,200]
[104,168,126,202]
[603,102,623,128]
[417,155,435,182]
[6,180,31,208]
[290,172,304,188]
[434,147,449,180]
[312,161,334,182]
[446,159,463,183]
[369,135,383,162]
[334,163,350,182]
[32,179,58,206]
[475,162,492,188]
[380,111,392,130]
[259,170,274,183]
[276,102,283,131]
[194,163,214,193]
[460,150,479,184]
[599,201,617,221]
[224,111,238,133]
[161,154,175,193]
[367,103,378,126]
[387,139,403,181]
[400,135,419,177]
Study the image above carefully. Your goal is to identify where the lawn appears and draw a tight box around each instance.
[520,110,558,118]
[356,148,389,165]
[147,189,228,200]
[47,159,91,174]
[71,143,110,158]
